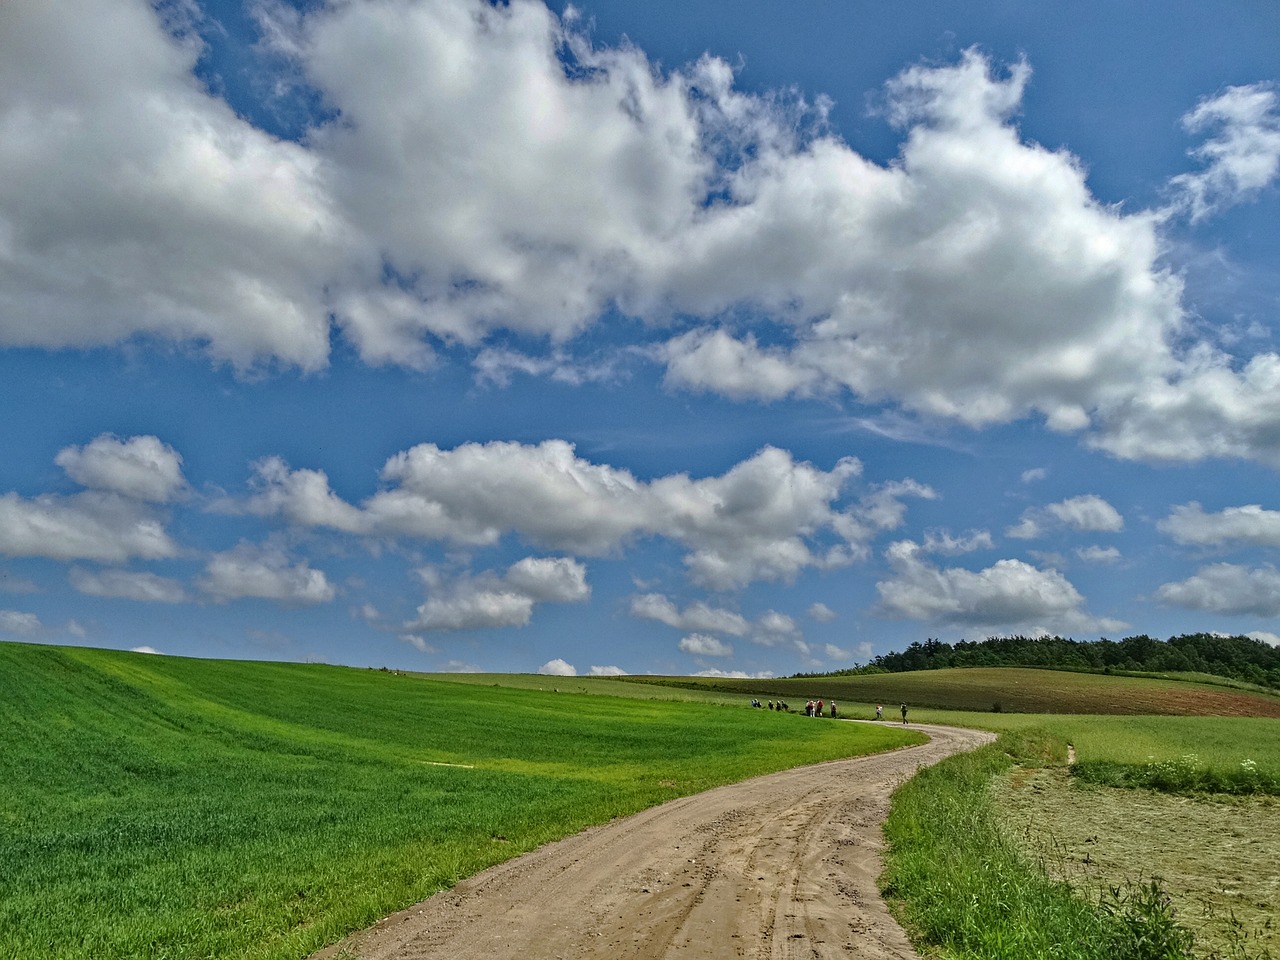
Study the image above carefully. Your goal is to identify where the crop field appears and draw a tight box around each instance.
[0,643,919,960]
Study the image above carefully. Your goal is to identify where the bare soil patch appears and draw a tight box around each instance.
[995,767,1280,956]
[312,723,993,960]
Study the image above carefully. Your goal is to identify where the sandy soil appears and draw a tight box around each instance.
[312,722,993,960]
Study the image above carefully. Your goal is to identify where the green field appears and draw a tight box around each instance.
[0,643,919,960]
[7,644,1280,960]
[613,666,1280,716]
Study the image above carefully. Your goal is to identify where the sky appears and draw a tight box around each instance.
[2,0,1279,679]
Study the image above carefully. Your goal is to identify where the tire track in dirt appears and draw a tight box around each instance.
[312,723,993,960]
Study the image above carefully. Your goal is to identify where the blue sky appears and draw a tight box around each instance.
[2,0,1279,678]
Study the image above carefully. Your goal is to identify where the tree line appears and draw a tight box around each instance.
[795,633,1280,691]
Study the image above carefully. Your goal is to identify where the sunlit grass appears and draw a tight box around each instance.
[0,643,919,960]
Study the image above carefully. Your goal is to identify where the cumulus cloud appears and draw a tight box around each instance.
[400,632,437,654]
[679,633,734,657]
[407,556,589,631]
[1167,83,1280,221]
[1155,563,1280,617]
[199,541,336,604]
[589,664,627,676]
[0,609,41,636]
[0,437,183,563]
[1248,631,1280,648]
[69,567,188,603]
[693,668,775,679]
[0,0,342,370]
[753,610,801,645]
[6,4,1278,465]
[807,602,837,622]
[629,594,750,635]
[538,658,577,677]
[0,491,179,563]
[248,441,891,589]
[875,539,1123,633]
[1158,502,1280,548]
[1076,545,1121,564]
[1007,494,1124,540]
[55,435,187,502]
[922,528,994,555]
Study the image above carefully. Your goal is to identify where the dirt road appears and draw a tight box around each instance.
[313,722,994,960]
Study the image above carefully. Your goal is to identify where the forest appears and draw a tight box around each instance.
[798,633,1280,691]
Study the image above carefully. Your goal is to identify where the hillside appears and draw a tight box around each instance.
[0,641,916,960]
[617,666,1280,716]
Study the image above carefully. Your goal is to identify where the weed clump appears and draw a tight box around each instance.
[1073,754,1279,796]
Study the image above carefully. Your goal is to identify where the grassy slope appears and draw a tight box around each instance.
[0,643,921,960]
[616,666,1280,716]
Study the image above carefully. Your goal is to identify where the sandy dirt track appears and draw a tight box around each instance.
[313,722,994,960]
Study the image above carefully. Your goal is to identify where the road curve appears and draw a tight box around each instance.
[312,722,994,960]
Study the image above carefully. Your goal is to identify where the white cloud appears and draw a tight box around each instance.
[875,539,1123,633]
[1167,83,1280,222]
[922,528,994,555]
[807,602,837,622]
[473,347,619,388]
[198,541,336,604]
[0,609,41,636]
[1007,494,1123,540]
[693,668,775,679]
[822,643,858,661]
[1158,502,1280,548]
[0,0,341,370]
[538,658,577,677]
[0,575,39,594]
[1248,631,1280,648]
[504,556,591,602]
[70,567,188,603]
[0,491,178,562]
[589,664,628,676]
[248,441,885,589]
[678,633,734,657]
[753,610,801,645]
[130,645,162,655]
[1047,495,1125,532]
[1076,545,1121,564]
[1021,468,1048,483]
[399,633,437,654]
[6,5,1278,465]
[407,556,589,631]
[55,434,187,502]
[629,594,750,635]
[1155,563,1280,617]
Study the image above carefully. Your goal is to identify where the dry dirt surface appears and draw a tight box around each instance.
[313,722,994,960]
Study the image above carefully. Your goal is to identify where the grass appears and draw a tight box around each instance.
[616,667,1280,716]
[0,643,920,960]
[880,730,1250,960]
[882,730,1133,960]
[881,715,1279,959]
[995,767,1279,958]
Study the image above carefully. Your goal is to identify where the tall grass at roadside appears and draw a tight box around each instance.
[882,730,1203,960]
[0,643,921,960]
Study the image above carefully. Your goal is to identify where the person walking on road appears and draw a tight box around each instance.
[900,702,908,724]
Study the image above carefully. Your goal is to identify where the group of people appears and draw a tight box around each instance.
[804,699,837,717]
[750,698,909,723]
[750,698,791,711]
[872,703,910,723]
